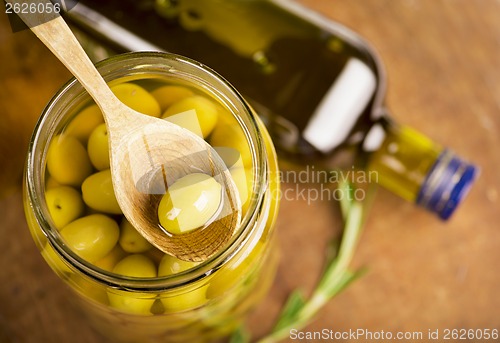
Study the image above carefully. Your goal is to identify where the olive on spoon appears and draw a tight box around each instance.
[10,0,241,262]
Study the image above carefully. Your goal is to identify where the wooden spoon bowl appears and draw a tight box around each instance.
[112,119,241,261]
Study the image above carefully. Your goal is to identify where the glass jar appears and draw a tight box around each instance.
[23,52,280,342]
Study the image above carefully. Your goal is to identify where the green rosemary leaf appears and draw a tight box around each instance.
[339,180,354,218]
[323,267,366,298]
[229,325,251,343]
[315,201,363,296]
[272,290,307,332]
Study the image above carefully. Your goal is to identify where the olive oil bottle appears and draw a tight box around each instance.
[68,0,477,219]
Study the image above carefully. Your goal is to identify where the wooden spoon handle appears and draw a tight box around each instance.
[7,0,120,121]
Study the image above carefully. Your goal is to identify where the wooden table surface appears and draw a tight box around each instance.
[1,1,499,342]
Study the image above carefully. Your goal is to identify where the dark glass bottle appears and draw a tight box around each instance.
[68,0,478,219]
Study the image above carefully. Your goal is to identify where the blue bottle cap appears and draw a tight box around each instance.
[416,150,479,220]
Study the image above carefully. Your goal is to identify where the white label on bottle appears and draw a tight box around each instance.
[303,58,376,152]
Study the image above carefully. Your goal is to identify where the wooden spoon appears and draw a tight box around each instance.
[11,0,241,262]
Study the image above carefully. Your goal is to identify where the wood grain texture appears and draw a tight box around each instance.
[1,0,499,342]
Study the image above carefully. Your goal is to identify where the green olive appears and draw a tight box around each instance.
[64,104,104,143]
[45,186,84,230]
[110,83,161,118]
[157,173,222,235]
[119,218,153,253]
[45,176,61,190]
[213,147,253,211]
[47,134,93,186]
[150,85,194,112]
[107,289,156,316]
[162,96,218,138]
[209,115,252,168]
[229,167,252,212]
[60,214,120,263]
[162,109,204,138]
[213,147,244,170]
[112,254,157,278]
[158,254,198,277]
[87,123,109,171]
[94,245,127,272]
[160,286,208,313]
[81,169,122,215]
[108,254,157,315]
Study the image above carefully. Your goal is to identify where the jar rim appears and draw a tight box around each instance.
[26,51,268,291]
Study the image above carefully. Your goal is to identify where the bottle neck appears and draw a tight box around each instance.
[368,118,478,220]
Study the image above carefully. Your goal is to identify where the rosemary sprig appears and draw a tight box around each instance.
[231,181,367,343]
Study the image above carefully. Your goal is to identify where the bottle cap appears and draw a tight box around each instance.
[416,150,479,220]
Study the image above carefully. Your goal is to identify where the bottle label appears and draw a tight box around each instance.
[303,58,376,152]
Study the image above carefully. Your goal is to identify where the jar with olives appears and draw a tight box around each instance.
[24,52,280,342]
